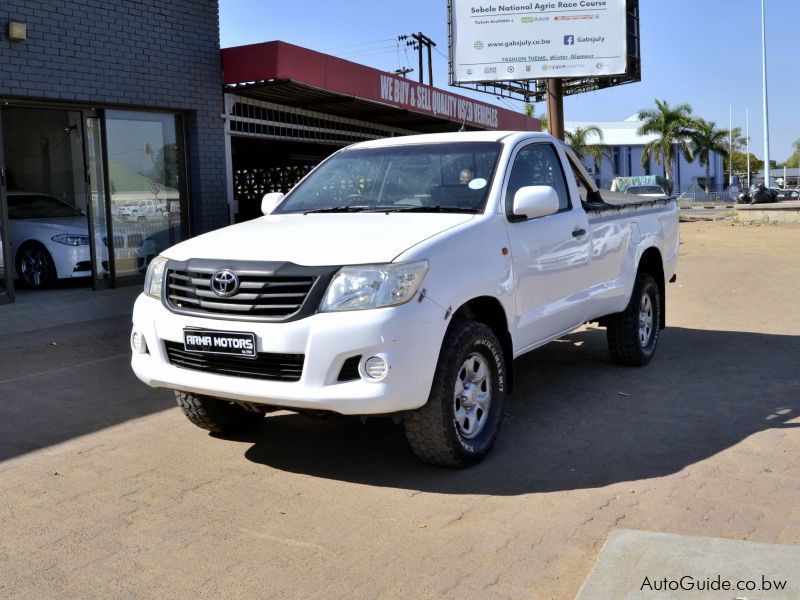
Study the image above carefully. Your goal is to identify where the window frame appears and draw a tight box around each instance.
[503,141,573,223]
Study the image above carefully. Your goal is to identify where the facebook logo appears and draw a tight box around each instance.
[563,35,575,45]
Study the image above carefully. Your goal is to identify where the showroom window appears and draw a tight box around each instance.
[104,111,188,283]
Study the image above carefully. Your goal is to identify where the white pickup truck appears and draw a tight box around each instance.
[131,132,679,467]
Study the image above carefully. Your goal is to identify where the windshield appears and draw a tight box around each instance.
[8,195,85,219]
[275,142,502,214]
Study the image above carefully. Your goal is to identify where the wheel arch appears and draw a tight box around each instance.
[451,296,514,392]
[15,238,50,266]
[637,246,666,330]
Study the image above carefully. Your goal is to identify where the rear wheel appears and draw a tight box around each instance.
[16,242,57,290]
[404,320,506,468]
[606,272,661,366]
[174,391,265,434]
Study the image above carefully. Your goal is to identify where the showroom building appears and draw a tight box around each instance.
[0,2,537,304]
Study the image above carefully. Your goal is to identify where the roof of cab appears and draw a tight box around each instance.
[348,131,552,149]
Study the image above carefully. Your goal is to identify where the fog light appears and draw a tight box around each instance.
[131,331,147,354]
[364,356,388,380]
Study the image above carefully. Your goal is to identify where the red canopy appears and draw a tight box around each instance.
[222,41,540,133]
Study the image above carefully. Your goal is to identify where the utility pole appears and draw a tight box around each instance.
[399,33,436,86]
[394,67,413,79]
[761,0,771,187]
[546,79,565,140]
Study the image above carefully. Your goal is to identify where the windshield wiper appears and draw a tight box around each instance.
[372,206,482,214]
[302,205,370,214]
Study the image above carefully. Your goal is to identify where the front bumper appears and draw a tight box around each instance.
[130,294,447,415]
[48,242,92,279]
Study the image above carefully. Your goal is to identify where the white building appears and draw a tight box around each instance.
[565,115,726,193]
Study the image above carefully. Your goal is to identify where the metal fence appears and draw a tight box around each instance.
[674,184,738,205]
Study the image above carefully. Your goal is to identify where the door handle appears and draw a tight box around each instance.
[572,228,587,238]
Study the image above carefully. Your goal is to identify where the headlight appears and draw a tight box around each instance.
[144,256,168,299]
[52,234,89,246]
[321,260,428,312]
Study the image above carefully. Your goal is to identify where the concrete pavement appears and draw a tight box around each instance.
[0,222,798,598]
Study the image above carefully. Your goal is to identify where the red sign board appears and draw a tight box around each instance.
[221,41,539,132]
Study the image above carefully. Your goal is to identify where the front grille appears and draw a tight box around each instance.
[164,341,304,382]
[166,268,316,319]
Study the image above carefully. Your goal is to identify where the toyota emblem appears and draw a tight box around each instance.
[210,270,239,297]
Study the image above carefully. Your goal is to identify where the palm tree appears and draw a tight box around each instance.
[637,100,695,181]
[565,125,608,173]
[689,119,730,193]
[523,103,547,132]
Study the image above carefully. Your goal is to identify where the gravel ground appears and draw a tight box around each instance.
[0,221,798,599]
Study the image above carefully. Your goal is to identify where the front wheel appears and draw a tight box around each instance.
[16,242,58,290]
[404,320,506,468]
[175,391,265,434]
[606,272,661,366]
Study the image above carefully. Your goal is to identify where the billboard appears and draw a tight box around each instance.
[450,0,629,83]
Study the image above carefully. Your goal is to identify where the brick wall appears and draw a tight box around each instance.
[0,0,227,233]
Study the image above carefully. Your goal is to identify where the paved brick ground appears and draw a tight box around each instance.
[0,221,798,599]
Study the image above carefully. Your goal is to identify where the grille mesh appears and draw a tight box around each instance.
[166,269,315,319]
[164,341,304,382]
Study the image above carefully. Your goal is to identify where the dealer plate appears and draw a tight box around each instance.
[183,329,257,358]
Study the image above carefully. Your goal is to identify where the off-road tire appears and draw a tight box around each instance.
[606,272,661,366]
[174,391,264,434]
[404,320,506,468]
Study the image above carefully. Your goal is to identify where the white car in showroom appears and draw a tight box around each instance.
[7,192,93,289]
[7,192,154,289]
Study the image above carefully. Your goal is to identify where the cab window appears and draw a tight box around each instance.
[505,144,571,216]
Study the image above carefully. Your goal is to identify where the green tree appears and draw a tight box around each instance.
[689,119,729,191]
[729,127,748,153]
[565,125,609,172]
[782,138,800,169]
[637,100,695,181]
[523,103,547,132]
[731,151,763,179]
[147,143,178,189]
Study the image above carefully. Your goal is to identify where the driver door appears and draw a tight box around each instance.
[504,142,591,351]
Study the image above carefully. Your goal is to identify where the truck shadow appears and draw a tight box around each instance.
[233,326,800,495]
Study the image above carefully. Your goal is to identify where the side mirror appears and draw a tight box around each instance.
[261,192,285,216]
[512,185,560,219]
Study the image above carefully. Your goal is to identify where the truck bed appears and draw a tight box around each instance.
[579,188,676,215]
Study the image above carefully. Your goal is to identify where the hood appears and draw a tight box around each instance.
[11,216,88,234]
[163,213,475,266]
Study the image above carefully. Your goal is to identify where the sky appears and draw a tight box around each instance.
[220,0,799,161]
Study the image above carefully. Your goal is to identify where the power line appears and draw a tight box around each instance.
[322,38,395,52]
[340,44,399,57]
[433,46,449,61]
[340,49,402,59]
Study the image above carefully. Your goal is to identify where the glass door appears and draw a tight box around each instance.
[83,112,113,289]
[0,110,14,303]
[105,110,189,285]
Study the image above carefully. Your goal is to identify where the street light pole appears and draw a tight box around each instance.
[729,105,733,190]
[746,107,751,189]
[761,0,771,188]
